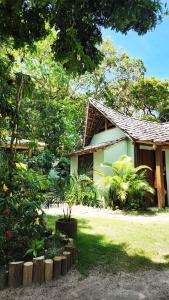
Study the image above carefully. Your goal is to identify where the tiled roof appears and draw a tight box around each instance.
[68,137,127,157]
[88,98,169,143]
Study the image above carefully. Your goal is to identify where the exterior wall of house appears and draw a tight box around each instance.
[127,140,134,162]
[90,127,126,145]
[93,150,104,183]
[104,140,127,165]
[70,135,135,183]
[165,150,169,205]
[93,140,128,180]
[70,155,78,175]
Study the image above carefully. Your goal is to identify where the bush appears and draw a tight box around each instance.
[65,174,100,208]
[0,158,50,265]
[98,155,154,210]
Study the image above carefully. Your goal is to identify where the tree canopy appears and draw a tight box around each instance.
[0,0,165,73]
[1,35,169,159]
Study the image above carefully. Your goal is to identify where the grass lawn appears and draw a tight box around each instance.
[47,214,169,274]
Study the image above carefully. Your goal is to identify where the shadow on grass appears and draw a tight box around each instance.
[121,208,169,217]
[75,229,169,274]
[46,214,169,275]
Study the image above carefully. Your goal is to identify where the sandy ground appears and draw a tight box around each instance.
[1,268,169,300]
[44,204,169,222]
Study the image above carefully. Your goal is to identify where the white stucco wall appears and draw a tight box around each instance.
[70,155,78,175]
[93,150,104,183]
[90,127,126,145]
[127,140,134,163]
[93,140,129,182]
[104,141,127,164]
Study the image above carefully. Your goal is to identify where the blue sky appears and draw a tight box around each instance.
[102,1,169,79]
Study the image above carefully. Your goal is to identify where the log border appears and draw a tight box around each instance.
[0,238,76,290]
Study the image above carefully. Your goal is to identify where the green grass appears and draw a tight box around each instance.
[47,214,169,274]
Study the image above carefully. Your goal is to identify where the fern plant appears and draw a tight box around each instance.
[98,155,154,210]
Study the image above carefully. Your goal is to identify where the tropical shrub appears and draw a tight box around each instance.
[60,174,98,220]
[98,155,154,210]
[0,157,50,266]
[47,157,70,207]
[66,174,99,206]
[28,149,55,174]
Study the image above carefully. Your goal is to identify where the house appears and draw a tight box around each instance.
[0,138,45,156]
[68,98,169,208]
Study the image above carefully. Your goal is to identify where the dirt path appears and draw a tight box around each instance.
[44,205,169,222]
[1,268,169,300]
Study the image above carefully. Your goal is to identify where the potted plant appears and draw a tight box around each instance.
[56,176,78,238]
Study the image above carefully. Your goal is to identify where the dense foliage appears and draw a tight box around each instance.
[65,175,99,211]
[98,155,155,210]
[73,40,169,120]
[0,0,168,268]
[0,152,50,265]
[0,0,165,73]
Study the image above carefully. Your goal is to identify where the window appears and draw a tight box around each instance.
[78,153,93,179]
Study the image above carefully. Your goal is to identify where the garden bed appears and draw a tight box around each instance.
[0,238,75,290]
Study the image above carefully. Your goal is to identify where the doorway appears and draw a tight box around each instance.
[138,149,167,207]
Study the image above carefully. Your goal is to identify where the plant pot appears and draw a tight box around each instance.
[56,218,77,238]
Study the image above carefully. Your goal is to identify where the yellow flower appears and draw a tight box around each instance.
[35,217,40,225]
[16,202,20,208]
[15,163,27,170]
[3,184,8,193]
[10,192,13,197]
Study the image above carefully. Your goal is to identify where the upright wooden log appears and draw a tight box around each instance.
[61,255,67,275]
[8,261,23,288]
[33,256,45,284]
[64,244,76,264]
[45,259,53,282]
[155,146,165,208]
[0,269,8,290]
[68,238,74,246]
[63,251,71,270]
[23,262,33,287]
[53,256,62,280]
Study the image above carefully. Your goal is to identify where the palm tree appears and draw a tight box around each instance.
[98,155,154,209]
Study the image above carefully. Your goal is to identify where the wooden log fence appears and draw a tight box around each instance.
[8,261,24,288]
[53,256,62,280]
[45,259,53,282]
[0,239,76,290]
[23,262,33,286]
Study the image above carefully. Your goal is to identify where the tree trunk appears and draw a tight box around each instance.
[61,256,67,275]
[9,76,24,169]
[8,261,23,288]
[44,259,53,282]
[33,256,45,284]
[53,256,62,280]
[23,262,33,287]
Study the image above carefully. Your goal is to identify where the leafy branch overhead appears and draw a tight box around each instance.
[0,0,166,73]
